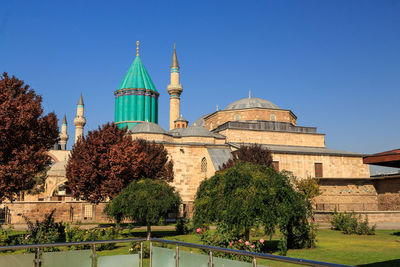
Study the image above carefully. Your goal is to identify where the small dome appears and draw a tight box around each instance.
[225,97,279,110]
[175,114,188,122]
[48,161,67,177]
[191,114,210,127]
[181,125,214,137]
[130,122,166,134]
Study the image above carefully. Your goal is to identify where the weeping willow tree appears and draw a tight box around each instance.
[194,162,316,255]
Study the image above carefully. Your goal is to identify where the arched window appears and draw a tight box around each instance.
[270,114,276,121]
[234,114,241,121]
[201,157,207,173]
[210,122,213,130]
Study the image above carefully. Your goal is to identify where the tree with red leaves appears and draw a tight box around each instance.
[220,143,273,171]
[66,123,173,203]
[0,73,59,201]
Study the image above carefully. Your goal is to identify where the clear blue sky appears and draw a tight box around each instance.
[1,0,399,153]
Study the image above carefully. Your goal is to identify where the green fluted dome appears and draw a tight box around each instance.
[114,54,159,130]
[118,56,158,92]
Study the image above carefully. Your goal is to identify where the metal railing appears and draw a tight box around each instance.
[0,237,353,267]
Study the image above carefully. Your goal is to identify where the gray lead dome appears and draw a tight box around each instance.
[225,97,279,110]
[130,122,167,134]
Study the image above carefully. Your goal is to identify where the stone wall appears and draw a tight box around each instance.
[219,128,325,147]
[273,154,370,179]
[165,143,219,202]
[315,179,378,211]
[4,202,110,225]
[375,177,400,210]
[315,211,400,223]
[314,177,400,214]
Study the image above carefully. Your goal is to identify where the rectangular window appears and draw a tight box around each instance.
[315,163,323,178]
[272,161,279,171]
[84,205,93,220]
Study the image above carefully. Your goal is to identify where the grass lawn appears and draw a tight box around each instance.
[2,227,399,266]
[93,227,400,267]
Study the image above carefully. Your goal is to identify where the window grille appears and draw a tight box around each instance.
[201,157,207,173]
[84,205,93,220]
[315,163,323,178]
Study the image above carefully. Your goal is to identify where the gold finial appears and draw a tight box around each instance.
[136,41,140,56]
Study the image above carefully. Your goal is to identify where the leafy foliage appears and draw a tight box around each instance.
[20,209,65,251]
[175,218,193,235]
[25,166,50,195]
[194,162,316,255]
[0,73,59,201]
[65,224,119,250]
[196,223,273,262]
[105,179,181,238]
[295,175,321,200]
[219,143,272,171]
[66,123,173,203]
[331,210,376,235]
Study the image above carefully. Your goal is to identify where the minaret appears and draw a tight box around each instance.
[167,43,183,130]
[74,94,86,143]
[59,114,69,150]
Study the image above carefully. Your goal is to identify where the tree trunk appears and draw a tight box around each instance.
[244,228,250,241]
[147,223,151,240]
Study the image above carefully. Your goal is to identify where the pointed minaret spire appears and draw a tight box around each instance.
[171,43,179,69]
[78,93,84,106]
[59,114,69,150]
[74,94,86,143]
[167,43,183,130]
[62,114,67,124]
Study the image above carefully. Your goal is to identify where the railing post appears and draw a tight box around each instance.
[149,241,152,267]
[253,257,257,267]
[91,244,96,267]
[140,242,143,267]
[209,250,213,267]
[175,245,179,267]
[34,247,41,267]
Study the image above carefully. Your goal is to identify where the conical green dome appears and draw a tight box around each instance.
[114,54,159,130]
[118,56,158,92]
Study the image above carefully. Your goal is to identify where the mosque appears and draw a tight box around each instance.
[4,42,400,225]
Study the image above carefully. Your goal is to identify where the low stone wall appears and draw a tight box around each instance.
[3,201,110,225]
[315,211,400,223]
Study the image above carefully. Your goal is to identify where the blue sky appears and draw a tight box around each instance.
[1,0,399,153]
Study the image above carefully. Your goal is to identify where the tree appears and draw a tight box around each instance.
[194,162,315,254]
[0,73,58,201]
[294,175,321,200]
[66,123,173,203]
[105,179,181,238]
[219,143,272,171]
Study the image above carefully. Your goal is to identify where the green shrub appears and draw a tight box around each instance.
[197,222,272,262]
[331,210,375,235]
[194,162,316,255]
[130,242,150,258]
[19,209,65,251]
[0,227,11,246]
[65,224,119,250]
[175,218,192,235]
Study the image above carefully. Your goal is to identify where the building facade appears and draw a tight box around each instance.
[6,43,400,225]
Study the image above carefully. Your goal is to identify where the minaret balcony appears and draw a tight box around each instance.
[167,84,183,95]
